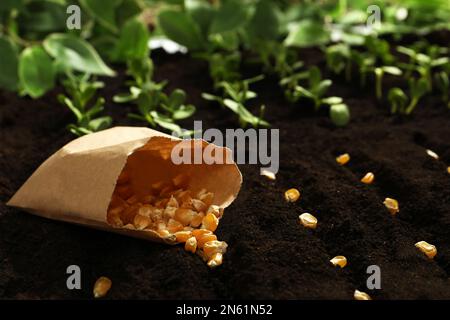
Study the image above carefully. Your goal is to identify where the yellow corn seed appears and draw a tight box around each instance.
[207,205,223,218]
[197,233,218,248]
[202,213,219,232]
[415,241,437,259]
[163,206,177,219]
[107,206,124,227]
[336,153,350,165]
[157,229,171,238]
[354,290,371,300]
[192,228,212,240]
[93,277,112,298]
[207,253,223,268]
[149,208,163,222]
[383,197,399,215]
[175,208,196,226]
[185,236,197,253]
[261,169,276,180]
[299,213,318,229]
[192,199,207,212]
[199,192,214,206]
[167,219,184,233]
[447,166,450,174]
[133,214,151,230]
[175,231,192,243]
[426,149,439,160]
[203,240,228,259]
[190,213,205,228]
[138,204,153,217]
[167,196,179,208]
[284,188,300,203]
[361,172,375,184]
[330,256,347,268]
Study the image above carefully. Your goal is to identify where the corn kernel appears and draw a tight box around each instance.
[175,208,196,226]
[261,169,276,180]
[149,208,163,222]
[163,206,177,219]
[192,228,212,239]
[167,196,179,208]
[133,214,151,230]
[354,290,371,300]
[175,230,192,243]
[415,241,437,259]
[93,277,112,298]
[190,213,205,228]
[199,192,214,206]
[185,236,197,253]
[330,256,347,268]
[138,204,153,217]
[447,166,450,174]
[202,213,219,232]
[203,240,228,259]
[121,203,140,224]
[361,172,374,184]
[197,233,218,248]
[192,199,207,212]
[207,253,223,268]
[167,219,184,233]
[426,149,439,160]
[383,197,399,215]
[299,213,318,229]
[207,205,223,218]
[284,188,300,202]
[107,206,124,227]
[336,153,350,165]
[157,229,171,238]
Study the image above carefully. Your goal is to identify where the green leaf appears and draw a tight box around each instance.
[185,0,214,37]
[19,46,55,98]
[285,20,329,47]
[0,36,19,91]
[382,66,402,76]
[210,0,247,34]
[44,33,116,76]
[80,0,122,33]
[173,104,196,120]
[158,10,205,50]
[17,1,66,34]
[322,97,343,105]
[115,18,150,61]
[330,104,350,127]
[247,0,280,41]
[89,116,112,132]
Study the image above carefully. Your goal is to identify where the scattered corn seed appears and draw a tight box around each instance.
[167,196,179,208]
[175,230,192,243]
[192,228,212,239]
[299,213,318,229]
[415,241,437,259]
[330,256,347,268]
[336,153,350,165]
[261,169,276,180]
[138,204,152,217]
[157,229,171,238]
[185,236,197,253]
[192,199,207,212]
[175,208,196,226]
[199,192,214,206]
[202,212,219,232]
[197,233,218,248]
[383,197,399,215]
[203,240,228,259]
[207,252,223,268]
[163,206,177,219]
[361,172,375,184]
[93,277,112,298]
[447,166,450,174]
[190,213,204,228]
[426,149,439,160]
[354,290,371,300]
[284,188,300,203]
[133,214,151,230]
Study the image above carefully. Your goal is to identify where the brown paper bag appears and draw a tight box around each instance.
[7,127,242,244]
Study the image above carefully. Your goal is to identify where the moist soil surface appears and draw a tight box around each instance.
[1,34,450,300]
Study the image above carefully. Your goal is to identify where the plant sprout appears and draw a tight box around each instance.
[406,78,428,114]
[374,66,402,100]
[434,71,449,107]
[58,73,112,136]
[293,67,333,109]
[329,103,351,127]
[202,75,269,128]
[388,87,408,114]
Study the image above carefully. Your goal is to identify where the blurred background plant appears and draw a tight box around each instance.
[0,0,449,134]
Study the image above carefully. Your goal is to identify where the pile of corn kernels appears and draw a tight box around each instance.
[107,170,227,268]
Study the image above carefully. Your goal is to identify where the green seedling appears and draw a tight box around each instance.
[388,87,408,114]
[406,77,428,114]
[352,51,375,87]
[434,71,449,107]
[58,73,112,136]
[374,66,402,100]
[325,43,352,80]
[398,46,449,92]
[202,75,269,128]
[329,103,350,127]
[293,67,333,109]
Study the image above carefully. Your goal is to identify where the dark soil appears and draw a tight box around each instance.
[1,35,450,300]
